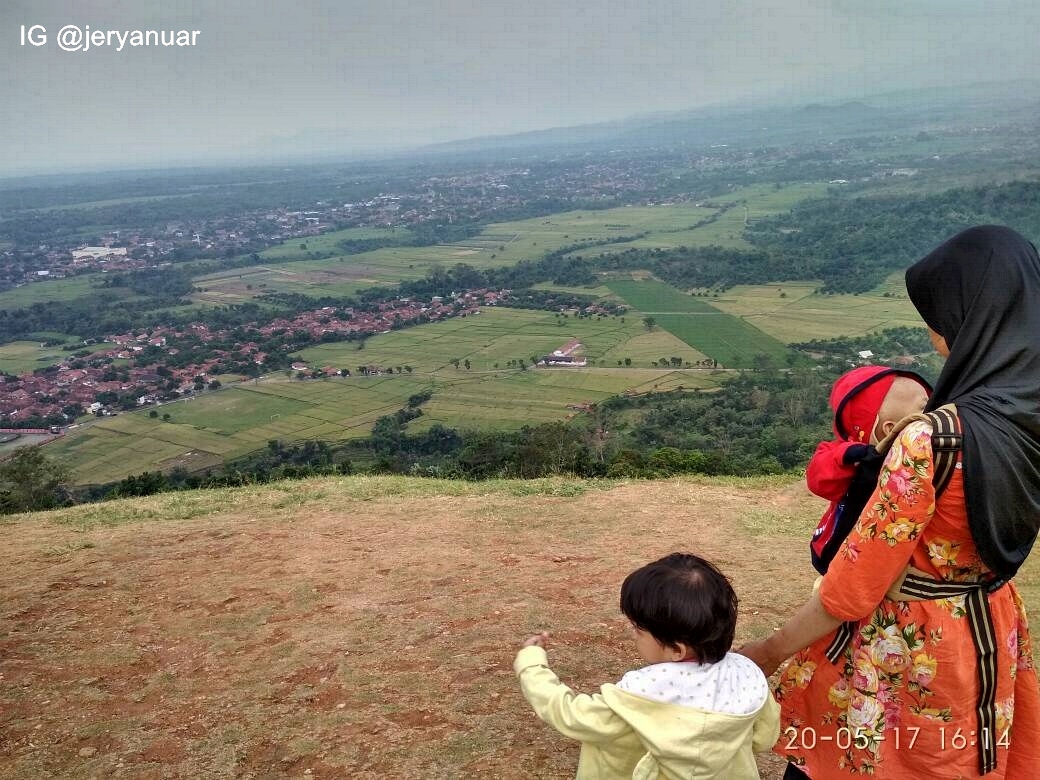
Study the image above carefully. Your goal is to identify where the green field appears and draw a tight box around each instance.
[48,376,428,484]
[0,340,76,374]
[530,282,620,298]
[410,367,714,434]
[259,225,414,260]
[51,262,921,485]
[0,432,52,456]
[191,262,405,304]
[606,279,792,368]
[50,308,722,484]
[710,181,832,211]
[25,193,197,213]
[193,244,491,303]
[709,273,925,343]
[296,307,709,372]
[0,336,122,374]
[192,203,726,304]
[568,182,831,255]
[0,276,115,311]
[52,368,716,485]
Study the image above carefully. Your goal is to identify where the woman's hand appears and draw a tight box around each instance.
[736,636,786,677]
[522,631,550,648]
[738,588,843,677]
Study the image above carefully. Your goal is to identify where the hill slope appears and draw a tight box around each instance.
[3,476,1039,779]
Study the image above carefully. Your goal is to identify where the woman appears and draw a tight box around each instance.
[741,225,1040,778]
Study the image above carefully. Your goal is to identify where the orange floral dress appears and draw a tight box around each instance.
[775,420,1040,778]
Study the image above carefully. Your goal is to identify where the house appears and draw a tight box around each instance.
[540,354,588,367]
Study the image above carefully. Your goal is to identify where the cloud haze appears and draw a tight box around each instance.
[3,0,1040,173]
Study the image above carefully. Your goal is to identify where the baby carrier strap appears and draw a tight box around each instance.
[873,402,961,497]
[927,404,961,498]
[810,405,961,577]
[824,404,962,665]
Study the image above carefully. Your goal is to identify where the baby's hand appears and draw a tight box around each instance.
[522,631,550,648]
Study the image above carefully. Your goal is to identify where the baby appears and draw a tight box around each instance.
[514,552,779,779]
[807,366,931,573]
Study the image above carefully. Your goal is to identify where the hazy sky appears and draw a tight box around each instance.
[3,0,1040,174]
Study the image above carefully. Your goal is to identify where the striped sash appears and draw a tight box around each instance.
[897,571,1003,775]
[826,568,1006,775]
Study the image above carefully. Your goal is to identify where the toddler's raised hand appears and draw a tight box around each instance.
[522,631,550,648]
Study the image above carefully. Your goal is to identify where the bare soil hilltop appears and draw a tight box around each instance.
[3,475,1039,779]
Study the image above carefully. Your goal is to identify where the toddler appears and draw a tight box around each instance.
[514,552,779,779]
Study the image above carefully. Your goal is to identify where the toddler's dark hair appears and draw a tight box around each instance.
[620,552,738,663]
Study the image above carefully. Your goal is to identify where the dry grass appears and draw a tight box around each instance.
[1,475,1037,778]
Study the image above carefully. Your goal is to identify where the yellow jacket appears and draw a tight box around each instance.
[515,646,780,779]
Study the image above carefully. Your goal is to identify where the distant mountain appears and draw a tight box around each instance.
[413,81,1040,160]
[799,101,875,114]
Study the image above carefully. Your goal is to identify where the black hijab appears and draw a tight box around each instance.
[905,225,1040,579]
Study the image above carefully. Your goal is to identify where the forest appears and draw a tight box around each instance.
[745,180,1040,292]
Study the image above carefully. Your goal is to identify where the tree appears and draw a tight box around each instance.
[463,359,471,370]
[407,390,433,409]
[149,410,159,418]
[0,447,70,514]
[642,316,656,331]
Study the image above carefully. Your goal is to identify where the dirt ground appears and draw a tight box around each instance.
[0,475,1008,779]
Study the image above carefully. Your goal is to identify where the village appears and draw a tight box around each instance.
[0,157,661,290]
[0,131,872,292]
[0,289,515,428]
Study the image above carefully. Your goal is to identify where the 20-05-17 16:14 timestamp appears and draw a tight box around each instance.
[784,725,1011,751]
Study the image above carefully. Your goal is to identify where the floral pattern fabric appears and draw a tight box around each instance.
[775,421,1040,778]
